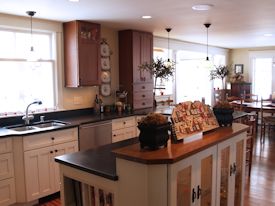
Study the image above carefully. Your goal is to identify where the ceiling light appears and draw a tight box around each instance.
[192,4,213,11]
[69,0,79,2]
[26,11,37,61]
[264,33,273,37]
[204,23,211,61]
[165,28,172,66]
[142,15,152,19]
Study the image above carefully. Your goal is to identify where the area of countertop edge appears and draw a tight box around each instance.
[112,123,249,164]
[54,123,248,181]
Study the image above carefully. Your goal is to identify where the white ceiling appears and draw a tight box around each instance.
[1,0,275,49]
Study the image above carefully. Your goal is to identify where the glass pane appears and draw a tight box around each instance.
[234,140,244,206]
[201,155,213,206]
[220,146,230,206]
[177,166,192,206]
[0,61,55,113]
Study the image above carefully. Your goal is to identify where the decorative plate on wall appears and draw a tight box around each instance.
[101,57,110,70]
[101,71,111,83]
[100,43,110,57]
[100,84,111,96]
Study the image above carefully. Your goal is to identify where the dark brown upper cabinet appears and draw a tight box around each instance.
[63,20,101,87]
[119,30,154,109]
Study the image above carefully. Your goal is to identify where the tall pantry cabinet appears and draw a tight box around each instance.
[119,30,154,110]
[63,20,101,87]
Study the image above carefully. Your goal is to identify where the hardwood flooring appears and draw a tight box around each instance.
[39,131,275,206]
[244,132,275,206]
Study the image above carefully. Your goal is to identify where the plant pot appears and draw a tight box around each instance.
[138,122,171,150]
[213,108,234,127]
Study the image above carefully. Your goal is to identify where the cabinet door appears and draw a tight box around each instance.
[0,153,14,181]
[133,31,153,83]
[24,146,55,201]
[78,21,101,86]
[0,178,16,206]
[53,141,79,192]
[216,133,246,206]
[169,146,216,206]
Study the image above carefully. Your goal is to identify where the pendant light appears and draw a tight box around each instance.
[204,23,211,61]
[165,27,172,67]
[26,11,37,61]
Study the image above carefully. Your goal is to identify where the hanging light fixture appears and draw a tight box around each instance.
[26,11,37,61]
[165,27,172,66]
[204,23,211,61]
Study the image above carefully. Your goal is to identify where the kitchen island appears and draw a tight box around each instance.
[55,123,248,206]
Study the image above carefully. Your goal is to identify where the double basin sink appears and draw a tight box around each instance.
[5,120,70,133]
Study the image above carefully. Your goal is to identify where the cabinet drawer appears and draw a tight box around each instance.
[0,153,14,180]
[0,178,16,206]
[112,127,136,143]
[134,91,153,100]
[112,117,136,130]
[0,138,12,154]
[133,83,153,92]
[23,128,78,151]
[133,98,153,109]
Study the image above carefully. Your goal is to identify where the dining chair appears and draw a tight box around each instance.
[243,113,256,176]
[243,93,258,103]
[260,98,275,143]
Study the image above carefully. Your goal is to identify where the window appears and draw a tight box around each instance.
[251,57,273,99]
[0,29,56,116]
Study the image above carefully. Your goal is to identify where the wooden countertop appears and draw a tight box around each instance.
[113,123,249,164]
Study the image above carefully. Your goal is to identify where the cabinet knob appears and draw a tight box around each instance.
[50,151,53,154]
[55,149,58,153]
[123,121,126,124]
[142,94,146,98]
[142,102,145,106]
[142,86,145,89]
[51,137,55,140]
[113,134,116,137]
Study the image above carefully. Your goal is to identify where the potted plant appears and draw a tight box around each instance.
[210,65,230,89]
[137,112,171,150]
[212,101,234,127]
[139,58,175,106]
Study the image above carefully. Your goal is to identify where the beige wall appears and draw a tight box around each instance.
[0,13,119,111]
[229,47,275,82]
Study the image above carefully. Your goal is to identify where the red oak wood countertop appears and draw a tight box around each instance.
[113,123,249,164]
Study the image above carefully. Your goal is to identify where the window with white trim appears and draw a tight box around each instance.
[0,29,56,116]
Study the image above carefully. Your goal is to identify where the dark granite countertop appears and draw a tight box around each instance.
[55,137,139,181]
[0,107,153,138]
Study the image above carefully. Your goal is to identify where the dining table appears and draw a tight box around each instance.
[230,100,275,131]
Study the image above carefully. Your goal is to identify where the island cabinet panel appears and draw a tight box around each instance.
[56,124,248,206]
[168,146,217,206]
[64,20,101,87]
[216,133,246,206]
[119,30,154,110]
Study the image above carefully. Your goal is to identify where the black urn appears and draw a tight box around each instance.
[138,122,171,150]
[213,108,234,127]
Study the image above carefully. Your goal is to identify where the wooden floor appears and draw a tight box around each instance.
[40,131,275,206]
[244,131,275,206]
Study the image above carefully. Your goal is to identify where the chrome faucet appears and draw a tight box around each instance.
[22,101,42,125]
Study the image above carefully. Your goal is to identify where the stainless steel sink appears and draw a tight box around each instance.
[5,120,70,133]
[8,125,37,132]
[33,121,69,128]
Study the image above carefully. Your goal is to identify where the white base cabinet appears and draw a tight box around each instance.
[216,134,246,206]
[168,146,217,206]
[13,127,79,203]
[112,117,136,143]
[0,138,15,206]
